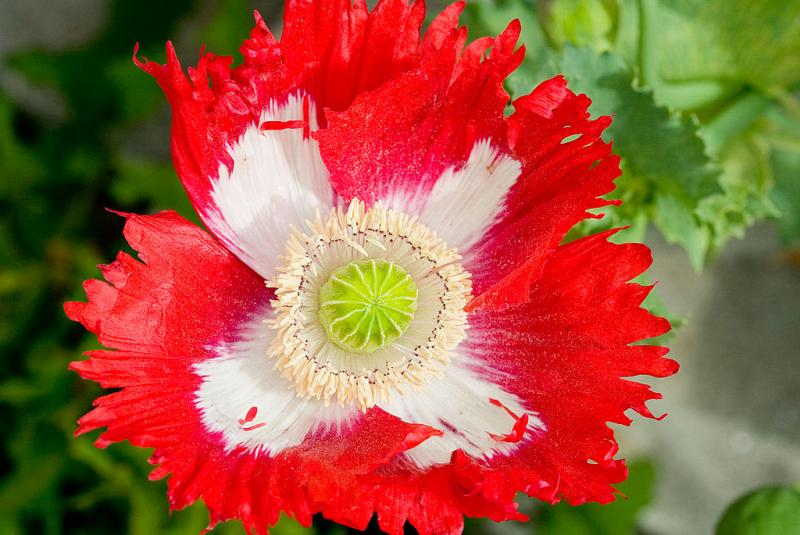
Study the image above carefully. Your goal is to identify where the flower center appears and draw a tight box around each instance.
[267,199,472,410]
[318,260,417,354]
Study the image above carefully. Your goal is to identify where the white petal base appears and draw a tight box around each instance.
[195,308,355,455]
[206,93,333,280]
[195,311,543,467]
[390,139,521,253]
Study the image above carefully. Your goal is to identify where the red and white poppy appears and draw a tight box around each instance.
[66,1,678,533]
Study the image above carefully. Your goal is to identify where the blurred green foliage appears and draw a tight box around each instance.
[0,1,250,533]
[0,0,797,534]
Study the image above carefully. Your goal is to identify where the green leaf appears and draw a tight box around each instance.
[695,137,779,258]
[555,46,721,269]
[765,100,800,246]
[716,486,800,535]
[502,1,786,265]
[560,47,721,200]
[653,194,710,272]
[696,95,792,253]
[538,0,618,52]
[636,0,800,109]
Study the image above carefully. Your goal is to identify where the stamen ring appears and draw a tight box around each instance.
[267,199,472,411]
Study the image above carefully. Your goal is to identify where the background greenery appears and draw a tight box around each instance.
[1,0,798,533]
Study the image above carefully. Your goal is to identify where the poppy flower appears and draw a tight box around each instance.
[65,1,678,533]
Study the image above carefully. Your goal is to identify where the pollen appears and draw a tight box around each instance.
[266,199,471,411]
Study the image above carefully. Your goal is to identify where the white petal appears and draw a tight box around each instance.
[195,309,542,465]
[391,139,521,252]
[378,352,544,467]
[205,93,334,279]
[194,307,357,454]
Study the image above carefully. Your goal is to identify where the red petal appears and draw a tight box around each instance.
[465,231,678,505]
[66,212,465,535]
[65,212,267,449]
[467,76,620,303]
[316,20,524,204]
[487,398,529,443]
[65,211,267,357]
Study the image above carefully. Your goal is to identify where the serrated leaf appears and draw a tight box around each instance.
[696,95,791,253]
[716,486,800,535]
[559,47,721,201]
[521,1,785,263]
[696,137,779,257]
[475,5,743,270]
[554,46,721,269]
